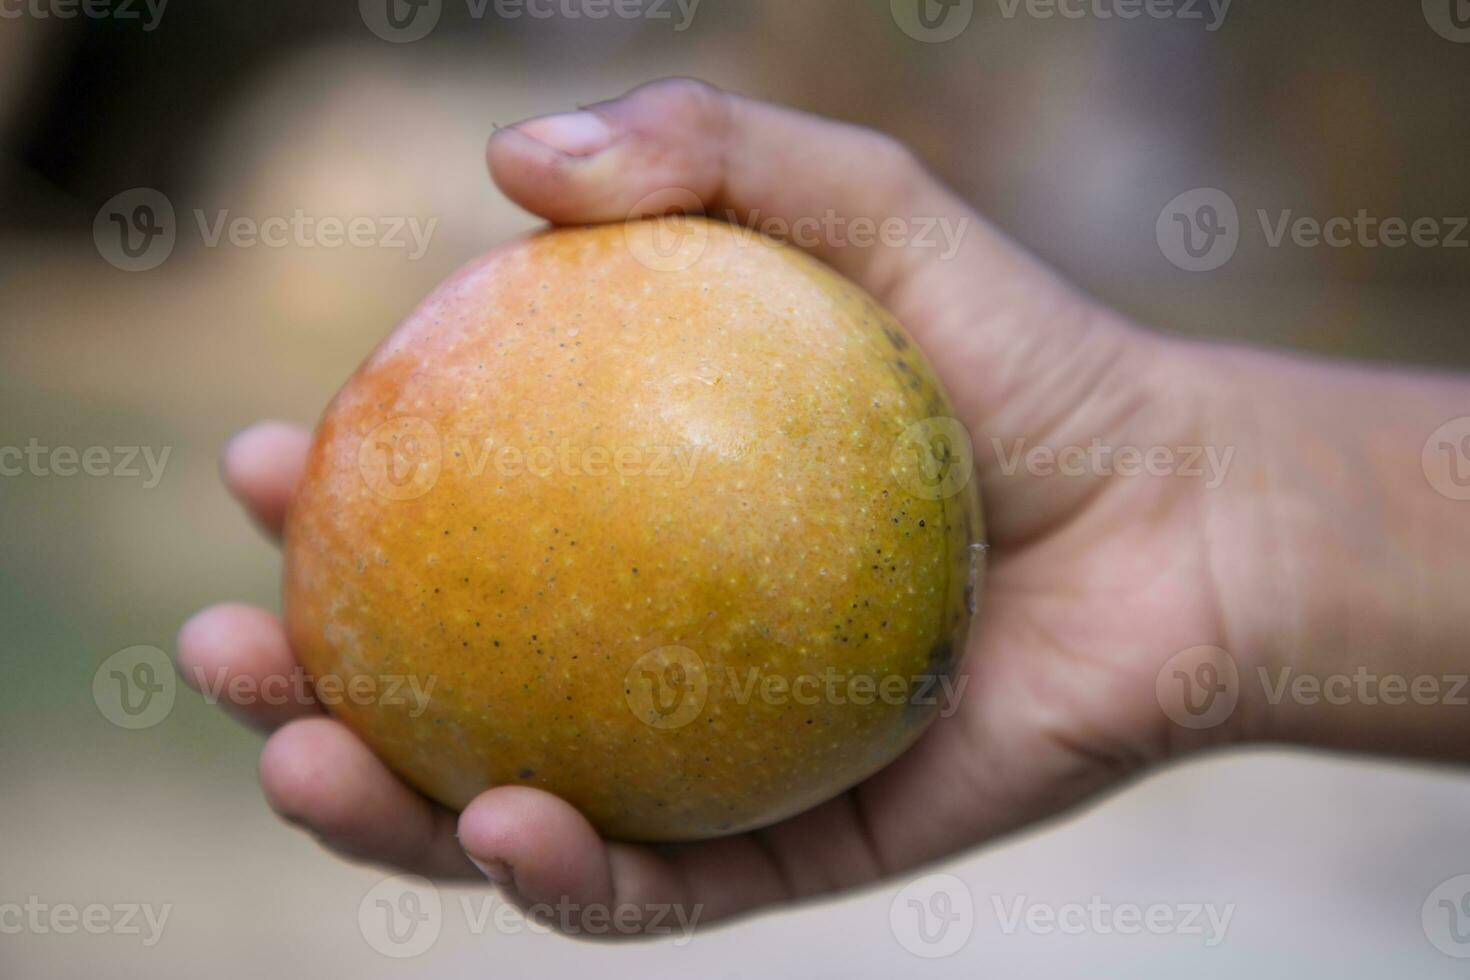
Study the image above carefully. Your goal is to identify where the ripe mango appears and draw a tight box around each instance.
[283,218,983,841]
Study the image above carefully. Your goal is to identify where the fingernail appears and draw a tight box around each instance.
[515,111,611,157]
[468,855,513,886]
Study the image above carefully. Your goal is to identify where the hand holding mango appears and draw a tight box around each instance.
[181,80,1470,935]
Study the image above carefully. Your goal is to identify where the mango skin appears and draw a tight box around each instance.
[283,218,983,842]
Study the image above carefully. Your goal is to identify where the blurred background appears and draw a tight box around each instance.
[2,0,1468,976]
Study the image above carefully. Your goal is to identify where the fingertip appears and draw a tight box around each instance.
[222,421,310,536]
[458,786,612,904]
[176,603,236,686]
[259,718,478,877]
[486,125,614,225]
[177,603,280,686]
[221,420,308,487]
[258,717,355,827]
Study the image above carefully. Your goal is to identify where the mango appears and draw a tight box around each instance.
[283,217,983,841]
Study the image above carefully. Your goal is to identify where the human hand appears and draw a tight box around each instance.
[184,79,1449,936]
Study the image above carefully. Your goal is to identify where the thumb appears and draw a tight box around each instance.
[487,77,1055,311]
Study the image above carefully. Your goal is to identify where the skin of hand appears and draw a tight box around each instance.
[176,78,1470,936]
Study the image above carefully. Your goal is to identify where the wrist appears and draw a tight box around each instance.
[1190,340,1470,756]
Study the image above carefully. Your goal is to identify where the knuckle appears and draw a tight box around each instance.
[641,76,724,105]
[634,76,734,135]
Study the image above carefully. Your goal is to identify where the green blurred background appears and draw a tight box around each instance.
[2,1,1468,976]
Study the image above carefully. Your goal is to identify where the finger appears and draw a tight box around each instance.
[260,717,479,879]
[176,603,320,732]
[222,421,310,540]
[457,786,888,937]
[489,77,1031,305]
[457,787,615,904]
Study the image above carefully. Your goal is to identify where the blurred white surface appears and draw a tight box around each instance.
[6,745,1470,978]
